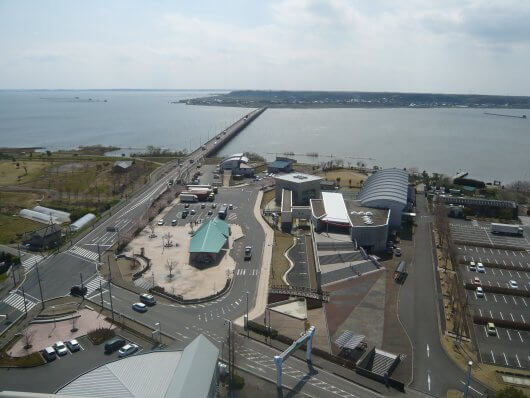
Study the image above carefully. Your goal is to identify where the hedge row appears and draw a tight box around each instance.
[247,320,278,338]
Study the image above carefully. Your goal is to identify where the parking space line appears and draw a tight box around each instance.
[503,352,509,366]
[503,295,508,304]
[491,269,496,276]
[499,269,504,276]
[490,350,496,363]
[493,294,497,303]
[522,297,528,307]
[479,308,483,317]
[508,270,513,277]
[506,329,512,341]
[517,331,524,342]
[500,312,504,320]
[489,310,494,318]
[512,296,517,305]
[510,313,514,322]
[515,354,522,368]
[521,314,526,323]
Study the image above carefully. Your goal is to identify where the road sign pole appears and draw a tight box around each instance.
[99,279,103,308]
[107,256,114,321]
[35,260,44,309]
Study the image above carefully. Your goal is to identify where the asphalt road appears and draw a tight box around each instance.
[398,195,489,397]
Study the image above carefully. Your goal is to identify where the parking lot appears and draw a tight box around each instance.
[452,219,530,371]
[450,221,530,250]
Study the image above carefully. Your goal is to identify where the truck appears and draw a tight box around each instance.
[490,223,524,236]
[183,188,211,201]
[218,204,228,220]
[180,193,199,203]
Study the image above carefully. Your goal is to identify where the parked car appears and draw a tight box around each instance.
[487,322,497,336]
[509,280,519,289]
[118,343,139,357]
[66,339,81,352]
[185,203,190,208]
[53,341,68,356]
[181,210,188,219]
[157,219,164,226]
[70,285,87,297]
[477,263,485,273]
[104,337,126,354]
[394,248,401,257]
[473,277,481,285]
[43,347,56,361]
[132,302,148,313]
[476,286,484,298]
[171,219,177,226]
[201,203,206,209]
[191,209,196,215]
[207,209,213,215]
[469,261,476,272]
[229,204,233,210]
[139,293,156,306]
[244,246,252,261]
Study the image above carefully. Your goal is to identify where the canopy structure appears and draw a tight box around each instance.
[335,330,366,350]
[189,218,229,254]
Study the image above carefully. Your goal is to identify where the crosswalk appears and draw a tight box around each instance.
[68,246,99,262]
[134,277,153,290]
[235,268,259,277]
[3,292,38,312]
[84,277,107,297]
[21,255,42,272]
[227,213,237,222]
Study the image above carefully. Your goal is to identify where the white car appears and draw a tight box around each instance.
[119,343,139,357]
[157,219,164,226]
[66,339,81,352]
[509,280,519,289]
[477,263,485,273]
[476,286,484,298]
[53,341,68,356]
[229,204,233,210]
[191,209,196,215]
[469,261,476,272]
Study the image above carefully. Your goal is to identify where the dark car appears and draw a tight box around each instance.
[70,285,88,297]
[104,337,126,354]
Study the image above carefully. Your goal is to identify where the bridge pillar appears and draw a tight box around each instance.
[274,355,283,390]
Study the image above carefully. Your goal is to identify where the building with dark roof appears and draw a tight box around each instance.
[24,224,62,250]
[113,160,133,173]
[268,157,294,174]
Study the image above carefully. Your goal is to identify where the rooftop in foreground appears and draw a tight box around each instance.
[275,172,323,183]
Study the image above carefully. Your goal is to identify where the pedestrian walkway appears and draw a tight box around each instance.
[134,277,153,290]
[84,276,107,297]
[21,254,42,272]
[68,246,99,262]
[3,292,38,312]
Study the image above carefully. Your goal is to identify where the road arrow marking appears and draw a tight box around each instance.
[427,344,430,358]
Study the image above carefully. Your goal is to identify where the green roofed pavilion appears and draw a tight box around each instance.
[189,218,229,254]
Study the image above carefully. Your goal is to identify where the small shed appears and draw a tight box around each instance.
[113,160,133,173]
[25,224,62,250]
[268,159,294,174]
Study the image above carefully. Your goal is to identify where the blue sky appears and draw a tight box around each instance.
[1,0,529,94]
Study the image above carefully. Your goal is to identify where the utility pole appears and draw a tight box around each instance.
[97,243,101,262]
[99,279,104,308]
[245,291,249,337]
[80,273,83,288]
[35,260,44,309]
[107,256,115,321]
[464,361,473,398]
[21,287,28,317]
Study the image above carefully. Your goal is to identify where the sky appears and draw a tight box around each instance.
[1,0,529,94]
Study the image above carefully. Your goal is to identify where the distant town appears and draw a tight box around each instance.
[180,90,530,109]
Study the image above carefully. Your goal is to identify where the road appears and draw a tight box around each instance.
[398,194,490,397]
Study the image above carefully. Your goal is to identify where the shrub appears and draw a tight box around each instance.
[247,320,278,338]
[232,374,245,390]
[87,326,115,345]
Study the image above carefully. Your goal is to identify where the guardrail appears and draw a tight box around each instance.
[269,285,329,302]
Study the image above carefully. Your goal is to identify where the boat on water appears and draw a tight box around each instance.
[484,112,526,119]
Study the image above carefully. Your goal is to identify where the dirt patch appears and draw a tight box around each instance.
[317,168,368,188]
[53,162,85,173]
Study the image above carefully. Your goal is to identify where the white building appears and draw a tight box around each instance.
[274,173,323,206]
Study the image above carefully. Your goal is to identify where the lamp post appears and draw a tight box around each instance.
[245,291,249,337]
[463,361,473,398]
[155,322,161,344]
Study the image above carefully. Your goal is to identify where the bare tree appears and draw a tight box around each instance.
[166,259,176,279]
[22,328,35,350]
[163,232,173,247]
[148,222,157,238]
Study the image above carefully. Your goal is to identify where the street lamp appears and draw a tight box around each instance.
[464,360,473,398]
[245,291,249,337]
[154,322,161,344]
